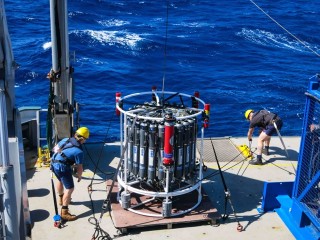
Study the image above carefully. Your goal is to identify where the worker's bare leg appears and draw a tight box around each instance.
[60,187,77,221]
[250,132,270,165]
[56,181,64,206]
[258,132,271,154]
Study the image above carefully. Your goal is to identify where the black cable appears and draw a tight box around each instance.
[201,147,257,181]
[88,216,112,240]
[85,133,132,240]
[95,115,137,235]
[83,113,118,239]
[85,148,115,177]
[161,0,170,100]
[84,113,117,189]
[210,138,243,232]
[249,151,296,176]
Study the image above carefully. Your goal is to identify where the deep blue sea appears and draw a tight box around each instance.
[5,0,320,142]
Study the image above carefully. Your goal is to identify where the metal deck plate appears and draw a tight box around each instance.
[197,137,245,162]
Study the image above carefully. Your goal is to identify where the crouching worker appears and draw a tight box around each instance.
[51,127,89,221]
[244,109,283,165]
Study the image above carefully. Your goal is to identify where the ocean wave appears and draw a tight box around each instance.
[8,0,318,140]
[97,19,130,27]
[15,71,38,87]
[69,11,84,17]
[237,28,319,54]
[42,42,51,50]
[173,21,214,28]
[72,29,144,49]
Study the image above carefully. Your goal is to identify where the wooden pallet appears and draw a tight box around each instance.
[107,180,220,233]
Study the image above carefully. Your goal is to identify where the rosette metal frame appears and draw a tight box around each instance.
[116,90,208,217]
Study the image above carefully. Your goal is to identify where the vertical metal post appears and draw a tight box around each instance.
[36,109,40,150]
[123,114,127,187]
[49,0,73,141]
[199,127,204,195]
[162,167,172,217]
[0,90,9,168]
[0,177,4,239]
[0,167,20,240]
[50,0,71,105]
[120,110,123,180]
[0,88,8,239]
[0,90,20,240]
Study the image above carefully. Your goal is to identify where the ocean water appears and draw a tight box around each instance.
[5,0,320,142]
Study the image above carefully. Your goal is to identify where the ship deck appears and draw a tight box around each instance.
[26,136,300,240]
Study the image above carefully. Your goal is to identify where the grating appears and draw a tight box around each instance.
[197,138,245,162]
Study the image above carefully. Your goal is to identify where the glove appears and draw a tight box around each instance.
[71,165,78,178]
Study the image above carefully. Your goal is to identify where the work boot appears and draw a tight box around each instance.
[61,208,78,221]
[58,194,63,206]
[249,158,263,165]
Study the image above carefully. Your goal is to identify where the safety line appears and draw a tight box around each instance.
[249,0,320,58]
[161,0,170,102]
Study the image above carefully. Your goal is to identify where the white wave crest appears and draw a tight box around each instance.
[237,28,319,53]
[75,30,143,49]
[69,11,84,17]
[98,19,130,27]
[43,42,52,50]
[174,22,213,28]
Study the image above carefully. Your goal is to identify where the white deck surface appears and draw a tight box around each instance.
[26,136,300,240]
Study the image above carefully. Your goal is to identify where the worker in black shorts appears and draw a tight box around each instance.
[244,109,283,165]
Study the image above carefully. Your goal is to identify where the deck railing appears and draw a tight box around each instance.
[293,75,320,231]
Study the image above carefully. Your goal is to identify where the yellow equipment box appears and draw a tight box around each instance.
[237,144,253,160]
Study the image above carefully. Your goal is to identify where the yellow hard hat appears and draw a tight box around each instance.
[76,127,90,139]
[245,109,253,120]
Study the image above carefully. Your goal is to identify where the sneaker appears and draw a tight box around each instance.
[249,158,263,165]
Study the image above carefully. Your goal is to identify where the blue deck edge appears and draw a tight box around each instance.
[258,181,320,240]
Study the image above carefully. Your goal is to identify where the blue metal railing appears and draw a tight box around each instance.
[292,75,320,234]
[266,75,320,240]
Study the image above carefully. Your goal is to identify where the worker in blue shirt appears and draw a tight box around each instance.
[51,127,89,221]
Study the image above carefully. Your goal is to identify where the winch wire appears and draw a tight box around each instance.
[210,138,243,232]
[249,0,320,58]
[161,0,170,104]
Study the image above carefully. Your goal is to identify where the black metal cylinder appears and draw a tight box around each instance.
[183,121,191,178]
[157,123,165,181]
[188,119,196,175]
[147,122,157,182]
[132,121,140,176]
[126,118,134,173]
[139,121,148,179]
[174,123,184,179]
